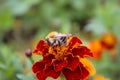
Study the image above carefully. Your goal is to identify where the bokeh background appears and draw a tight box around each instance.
[0,0,120,80]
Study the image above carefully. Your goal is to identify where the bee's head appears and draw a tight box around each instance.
[45,31,58,39]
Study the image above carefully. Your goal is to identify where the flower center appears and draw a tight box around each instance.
[49,45,67,60]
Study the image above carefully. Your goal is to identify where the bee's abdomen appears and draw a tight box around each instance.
[60,37,67,45]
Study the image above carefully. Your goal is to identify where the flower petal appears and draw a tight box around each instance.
[43,54,55,67]
[79,63,90,80]
[66,54,79,71]
[80,58,96,76]
[33,40,49,56]
[68,36,82,47]
[63,59,95,80]
[36,65,60,80]
[62,66,82,80]
[36,71,46,80]
[72,46,93,58]
[53,60,68,72]
[32,60,45,73]
[44,65,61,79]
[89,40,103,59]
[82,46,93,57]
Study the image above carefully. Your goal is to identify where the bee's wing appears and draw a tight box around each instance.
[56,34,72,37]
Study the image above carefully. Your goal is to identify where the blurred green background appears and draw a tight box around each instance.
[0,0,120,80]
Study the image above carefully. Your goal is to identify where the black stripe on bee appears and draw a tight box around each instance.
[51,39,57,46]
[61,37,66,41]
[60,37,67,45]
[46,38,52,46]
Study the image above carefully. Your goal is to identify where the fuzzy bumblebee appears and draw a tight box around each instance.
[45,31,72,46]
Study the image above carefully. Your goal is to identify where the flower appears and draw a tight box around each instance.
[88,40,103,60]
[93,74,110,80]
[100,33,117,50]
[88,33,117,60]
[32,35,95,80]
[100,33,117,58]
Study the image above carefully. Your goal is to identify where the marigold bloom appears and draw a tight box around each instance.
[100,33,117,58]
[88,40,104,60]
[89,33,117,60]
[100,33,117,50]
[32,34,95,80]
[93,74,110,80]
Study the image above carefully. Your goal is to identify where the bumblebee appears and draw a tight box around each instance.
[45,31,72,46]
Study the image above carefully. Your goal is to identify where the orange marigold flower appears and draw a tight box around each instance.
[100,33,117,50]
[93,74,110,80]
[32,32,95,80]
[100,33,117,59]
[88,40,104,60]
[88,33,117,60]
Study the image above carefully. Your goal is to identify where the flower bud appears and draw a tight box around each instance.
[25,49,32,57]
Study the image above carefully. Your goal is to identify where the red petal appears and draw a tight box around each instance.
[36,40,46,49]
[68,36,82,47]
[36,71,46,80]
[33,40,49,56]
[79,63,89,80]
[32,61,45,73]
[62,66,82,80]
[82,46,93,57]
[35,65,60,80]
[66,55,79,71]
[53,60,68,72]
[43,54,55,67]
[72,46,93,57]
[62,64,89,80]
[45,65,61,79]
